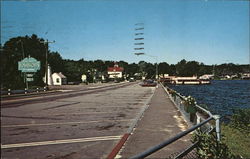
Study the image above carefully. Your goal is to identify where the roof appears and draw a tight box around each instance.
[107,67,124,72]
[107,63,124,72]
[53,72,66,78]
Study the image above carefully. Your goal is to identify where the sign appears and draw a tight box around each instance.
[26,73,34,77]
[26,78,34,82]
[18,57,40,73]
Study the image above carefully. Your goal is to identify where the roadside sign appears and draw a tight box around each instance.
[26,78,34,82]
[26,73,34,77]
[18,57,40,73]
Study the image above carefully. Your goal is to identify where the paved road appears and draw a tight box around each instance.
[1,82,155,159]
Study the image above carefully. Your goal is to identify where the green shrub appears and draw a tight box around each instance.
[222,125,250,158]
[192,130,236,159]
[221,108,250,158]
[230,108,250,133]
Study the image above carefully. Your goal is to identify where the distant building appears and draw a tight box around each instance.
[107,63,124,79]
[52,72,67,85]
[199,74,214,80]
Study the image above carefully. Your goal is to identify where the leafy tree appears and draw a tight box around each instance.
[48,51,64,73]
[176,59,187,76]
[158,62,170,76]
[127,63,139,77]
[1,34,47,89]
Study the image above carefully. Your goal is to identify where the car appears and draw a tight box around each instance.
[139,79,157,87]
[129,77,136,82]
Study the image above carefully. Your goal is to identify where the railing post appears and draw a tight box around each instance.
[44,87,46,92]
[37,88,39,93]
[25,88,27,94]
[213,115,220,141]
[196,115,201,126]
[8,89,11,95]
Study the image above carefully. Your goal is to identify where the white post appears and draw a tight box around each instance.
[25,88,27,94]
[197,115,201,125]
[37,88,39,93]
[8,89,11,95]
[213,115,221,141]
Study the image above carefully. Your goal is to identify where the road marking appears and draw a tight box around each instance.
[1,135,122,149]
[2,119,134,128]
[2,96,45,103]
[52,112,117,116]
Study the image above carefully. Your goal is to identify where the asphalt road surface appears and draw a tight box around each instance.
[1,82,155,159]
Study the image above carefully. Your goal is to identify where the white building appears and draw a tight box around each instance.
[52,72,67,85]
[107,63,124,79]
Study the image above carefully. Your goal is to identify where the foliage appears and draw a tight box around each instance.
[222,124,250,158]
[192,130,237,159]
[183,96,197,115]
[2,35,249,89]
[220,108,250,158]
[184,96,196,106]
[230,108,250,133]
[1,35,47,89]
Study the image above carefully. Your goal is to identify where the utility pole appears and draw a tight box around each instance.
[134,23,159,81]
[42,39,55,89]
[19,39,28,89]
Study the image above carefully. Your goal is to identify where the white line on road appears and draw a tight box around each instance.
[1,135,122,149]
[2,119,134,128]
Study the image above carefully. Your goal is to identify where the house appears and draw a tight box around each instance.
[52,72,67,85]
[107,63,124,79]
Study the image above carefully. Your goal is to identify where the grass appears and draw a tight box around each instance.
[221,124,250,158]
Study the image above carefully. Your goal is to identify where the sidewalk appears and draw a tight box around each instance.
[119,84,191,158]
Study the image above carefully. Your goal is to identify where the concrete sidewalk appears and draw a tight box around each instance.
[118,84,191,158]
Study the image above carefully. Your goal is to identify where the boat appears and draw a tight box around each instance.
[161,76,211,85]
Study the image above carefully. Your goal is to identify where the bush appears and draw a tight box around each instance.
[192,130,236,159]
[221,108,250,158]
[222,125,250,158]
[230,108,250,133]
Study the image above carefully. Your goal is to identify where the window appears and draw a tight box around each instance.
[56,78,60,83]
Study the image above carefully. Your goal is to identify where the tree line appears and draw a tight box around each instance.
[1,34,249,89]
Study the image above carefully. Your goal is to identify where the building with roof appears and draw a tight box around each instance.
[107,63,124,79]
[52,72,67,85]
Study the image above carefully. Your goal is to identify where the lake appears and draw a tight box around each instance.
[167,80,250,120]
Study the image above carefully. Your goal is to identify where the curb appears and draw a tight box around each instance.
[107,133,130,159]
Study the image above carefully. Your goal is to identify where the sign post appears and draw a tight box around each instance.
[18,56,40,90]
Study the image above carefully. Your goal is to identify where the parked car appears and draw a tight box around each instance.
[129,77,136,82]
[139,79,157,87]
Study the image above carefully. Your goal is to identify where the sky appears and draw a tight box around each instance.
[1,0,249,65]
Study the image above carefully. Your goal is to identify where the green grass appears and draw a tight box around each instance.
[222,124,250,158]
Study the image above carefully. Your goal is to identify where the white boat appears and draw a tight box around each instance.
[161,76,211,85]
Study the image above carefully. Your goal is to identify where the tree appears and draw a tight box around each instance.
[158,62,170,76]
[48,51,64,73]
[176,59,187,76]
[1,34,47,89]
[127,63,139,77]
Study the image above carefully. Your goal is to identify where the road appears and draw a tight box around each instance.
[1,82,155,159]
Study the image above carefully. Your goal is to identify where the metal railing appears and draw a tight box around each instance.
[130,83,220,159]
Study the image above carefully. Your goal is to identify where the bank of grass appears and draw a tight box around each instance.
[192,108,250,158]
[222,108,250,158]
[222,124,250,158]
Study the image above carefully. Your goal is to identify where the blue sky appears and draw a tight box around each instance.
[1,0,249,65]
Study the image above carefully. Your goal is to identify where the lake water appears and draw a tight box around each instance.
[168,80,250,120]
